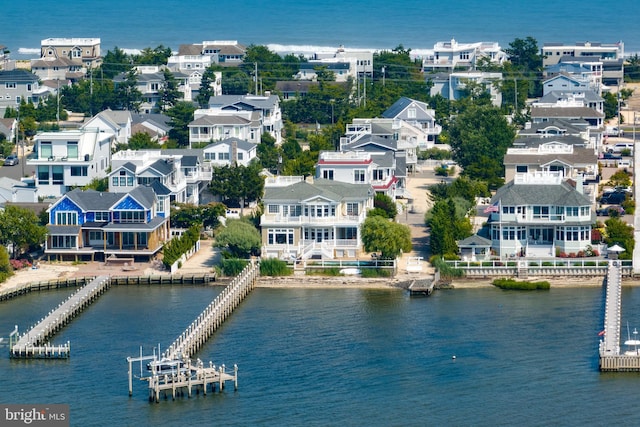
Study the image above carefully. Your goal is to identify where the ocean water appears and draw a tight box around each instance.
[3,284,640,426]
[2,0,639,59]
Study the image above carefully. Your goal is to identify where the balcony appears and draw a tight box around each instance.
[261,212,365,226]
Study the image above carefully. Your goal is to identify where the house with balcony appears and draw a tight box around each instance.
[381,97,443,148]
[486,172,593,258]
[315,151,399,198]
[44,186,170,262]
[422,39,507,72]
[261,176,374,260]
[39,38,101,69]
[167,41,246,72]
[109,149,198,204]
[543,62,603,94]
[504,136,599,185]
[189,94,283,146]
[28,129,112,198]
[541,41,624,86]
[202,137,258,167]
[428,71,503,107]
[518,119,593,143]
[113,66,191,114]
[0,69,39,116]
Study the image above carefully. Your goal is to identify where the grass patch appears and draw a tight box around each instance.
[306,267,342,276]
[492,278,550,290]
[220,258,248,276]
[259,258,292,276]
[360,268,392,278]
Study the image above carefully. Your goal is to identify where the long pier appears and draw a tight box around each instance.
[599,261,640,371]
[9,276,110,359]
[127,262,259,401]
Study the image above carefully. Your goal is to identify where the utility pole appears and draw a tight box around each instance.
[254,62,258,95]
[514,78,518,115]
[381,66,386,87]
[56,79,60,126]
[363,67,367,107]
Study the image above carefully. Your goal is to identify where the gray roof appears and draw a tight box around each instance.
[342,135,399,152]
[504,146,597,167]
[180,155,199,167]
[518,119,586,136]
[148,159,173,176]
[47,225,81,236]
[127,186,157,209]
[159,148,205,163]
[531,106,604,119]
[512,135,589,147]
[207,94,278,111]
[538,90,603,103]
[149,180,172,196]
[492,180,591,207]
[132,113,172,131]
[189,115,252,126]
[0,69,39,83]
[382,97,429,119]
[65,188,122,211]
[264,179,372,202]
[457,234,492,247]
[204,137,257,152]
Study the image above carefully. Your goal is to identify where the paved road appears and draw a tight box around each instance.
[0,145,34,180]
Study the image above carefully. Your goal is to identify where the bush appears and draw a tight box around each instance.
[492,278,550,290]
[162,225,200,269]
[260,258,292,276]
[10,259,31,270]
[220,258,248,276]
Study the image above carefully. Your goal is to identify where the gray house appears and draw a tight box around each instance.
[0,70,39,116]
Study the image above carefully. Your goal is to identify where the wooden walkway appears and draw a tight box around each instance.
[9,276,111,359]
[599,261,640,371]
[127,262,259,400]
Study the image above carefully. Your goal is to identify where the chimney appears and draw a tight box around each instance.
[575,175,584,194]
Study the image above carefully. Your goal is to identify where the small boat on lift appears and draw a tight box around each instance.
[147,358,186,376]
[623,323,640,356]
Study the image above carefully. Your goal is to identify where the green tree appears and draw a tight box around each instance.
[166,101,196,147]
[257,132,281,172]
[124,132,161,150]
[215,219,261,258]
[0,206,47,258]
[133,45,172,65]
[114,69,142,112]
[0,245,12,282]
[171,202,226,230]
[505,37,542,72]
[428,199,459,257]
[197,66,218,107]
[101,47,133,79]
[448,105,516,189]
[373,193,397,219]
[605,217,635,260]
[156,69,182,111]
[360,216,412,259]
[209,161,265,209]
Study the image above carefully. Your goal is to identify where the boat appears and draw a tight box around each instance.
[339,268,361,275]
[147,358,187,375]
[623,323,640,356]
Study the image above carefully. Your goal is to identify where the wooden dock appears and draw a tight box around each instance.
[408,279,435,296]
[9,276,110,359]
[599,261,640,371]
[127,262,259,400]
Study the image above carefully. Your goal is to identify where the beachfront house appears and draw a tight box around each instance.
[28,128,112,198]
[167,41,246,71]
[541,41,624,86]
[44,186,170,262]
[260,176,374,260]
[422,39,507,72]
[486,172,593,258]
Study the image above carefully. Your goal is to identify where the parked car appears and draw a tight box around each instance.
[597,205,625,216]
[600,190,629,205]
[602,152,622,160]
[3,154,19,166]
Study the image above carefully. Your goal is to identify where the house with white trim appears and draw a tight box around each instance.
[422,39,507,72]
[486,172,594,258]
[44,186,170,262]
[541,41,624,86]
[261,176,374,260]
[202,137,258,167]
[0,70,39,116]
[28,128,112,198]
[81,109,132,147]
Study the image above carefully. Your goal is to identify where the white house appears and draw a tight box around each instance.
[315,151,399,199]
[380,97,443,147]
[109,150,194,204]
[261,176,374,260]
[428,71,503,107]
[81,109,133,147]
[167,41,246,71]
[422,39,507,72]
[487,172,594,258]
[541,41,624,85]
[28,128,112,198]
[202,137,258,167]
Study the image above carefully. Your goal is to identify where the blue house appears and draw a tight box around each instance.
[45,187,170,261]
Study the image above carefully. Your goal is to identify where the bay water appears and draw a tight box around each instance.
[2,284,640,426]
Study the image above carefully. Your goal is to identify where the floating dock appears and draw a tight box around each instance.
[9,276,110,359]
[127,262,259,400]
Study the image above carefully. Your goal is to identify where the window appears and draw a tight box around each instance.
[37,166,50,184]
[5,82,16,89]
[112,176,119,187]
[218,152,230,160]
[354,169,365,183]
[268,205,279,214]
[150,83,159,91]
[516,165,528,173]
[51,235,76,249]
[407,108,416,119]
[502,206,515,214]
[373,170,385,180]
[52,166,64,184]
[157,198,165,212]
[237,152,244,160]
[67,141,78,159]
[70,166,88,176]
[116,211,146,223]
[40,142,52,159]
[94,212,109,222]
[89,231,102,241]
[267,229,294,245]
[323,170,334,180]
[346,203,359,216]
[56,211,78,225]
